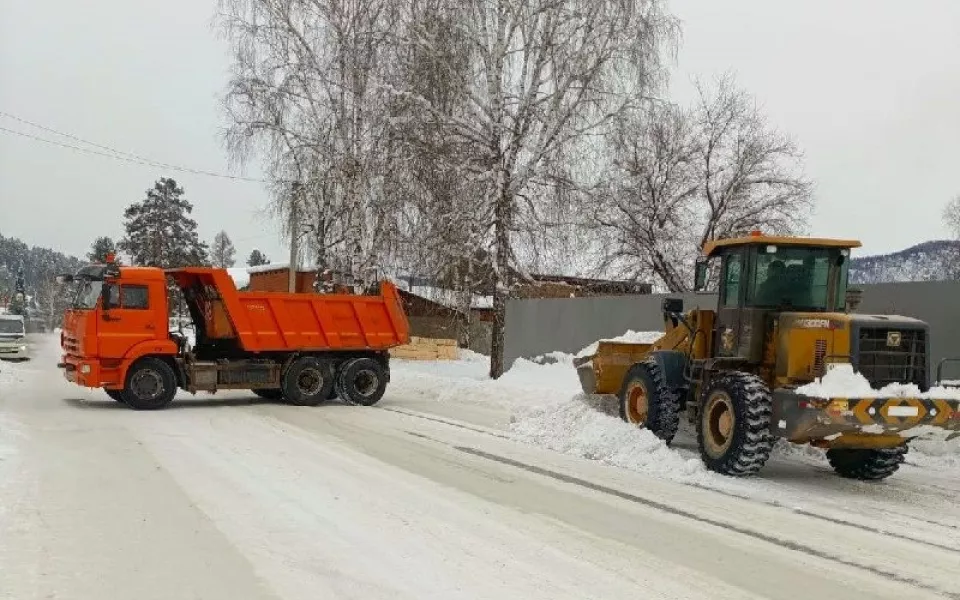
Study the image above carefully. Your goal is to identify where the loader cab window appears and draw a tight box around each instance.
[747,246,848,311]
[721,253,743,307]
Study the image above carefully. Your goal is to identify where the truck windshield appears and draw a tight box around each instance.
[0,320,24,335]
[73,280,103,310]
[747,247,848,311]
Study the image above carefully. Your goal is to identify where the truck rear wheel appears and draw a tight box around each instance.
[122,358,177,410]
[338,358,387,406]
[826,446,906,481]
[697,372,774,476]
[282,357,334,406]
[617,359,680,443]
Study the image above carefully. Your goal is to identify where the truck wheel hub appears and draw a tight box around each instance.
[297,368,324,396]
[626,382,649,425]
[354,370,379,397]
[131,370,163,400]
[704,392,735,457]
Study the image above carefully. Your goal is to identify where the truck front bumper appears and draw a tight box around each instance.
[773,389,960,446]
[59,355,102,388]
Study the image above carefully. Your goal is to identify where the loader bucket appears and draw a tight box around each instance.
[771,388,960,446]
[574,340,656,396]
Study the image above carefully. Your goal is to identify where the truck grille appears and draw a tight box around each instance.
[856,326,927,389]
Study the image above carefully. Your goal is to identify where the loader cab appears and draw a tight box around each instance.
[695,234,860,361]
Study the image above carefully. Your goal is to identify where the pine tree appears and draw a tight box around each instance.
[247,249,270,267]
[87,236,118,263]
[119,177,209,268]
[211,230,237,268]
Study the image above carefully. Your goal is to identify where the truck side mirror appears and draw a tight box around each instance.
[694,260,708,291]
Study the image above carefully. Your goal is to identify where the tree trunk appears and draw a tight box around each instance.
[489,172,511,379]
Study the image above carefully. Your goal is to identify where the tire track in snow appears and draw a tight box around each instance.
[392,406,960,555]
[453,445,960,600]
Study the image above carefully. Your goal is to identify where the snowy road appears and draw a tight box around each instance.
[1,335,958,599]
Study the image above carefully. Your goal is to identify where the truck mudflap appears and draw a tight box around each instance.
[772,389,960,444]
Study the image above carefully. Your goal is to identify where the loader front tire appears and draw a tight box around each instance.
[282,357,335,406]
[121,358,177,410]
[618,359,680,444]
[826,446,906,481]
[697,372,774,476]
[338,358,388,406]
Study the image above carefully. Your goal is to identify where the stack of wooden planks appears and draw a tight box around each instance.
[390,336,460,360]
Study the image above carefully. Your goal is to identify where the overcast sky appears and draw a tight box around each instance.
[2,0,958,264]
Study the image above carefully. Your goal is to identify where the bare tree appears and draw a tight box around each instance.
[595,75,813,292]
[218,0,400,286]
[211,231,237,268]
[393,0,676,377]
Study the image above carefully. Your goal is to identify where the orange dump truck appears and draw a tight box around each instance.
[58,258,410,410]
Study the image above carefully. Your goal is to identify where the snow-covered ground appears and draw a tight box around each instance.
[2,335,958,599]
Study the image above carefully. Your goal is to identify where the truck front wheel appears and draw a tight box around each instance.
[338,358,387,406]
[122,358,177,410]
[282,357,335,406]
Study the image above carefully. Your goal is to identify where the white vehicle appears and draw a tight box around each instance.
[0,313,30,361]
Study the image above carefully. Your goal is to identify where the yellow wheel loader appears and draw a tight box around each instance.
[574,233,960,480]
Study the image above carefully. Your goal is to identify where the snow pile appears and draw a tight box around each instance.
[575,330,663,358]
[797,364,960,400]
[390,352,576,408]
[510,394,708,483]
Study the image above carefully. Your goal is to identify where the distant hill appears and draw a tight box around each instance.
[850,240,960,285]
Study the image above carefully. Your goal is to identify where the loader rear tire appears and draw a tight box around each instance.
[282,357,334,406]
[697,372,774,476]
[338,358,387,406]
[121,358,177,410]
[826,446,906,481]
[618,359,680,444]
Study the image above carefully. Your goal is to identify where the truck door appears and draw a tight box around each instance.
[97,282,162,359]
[714,250,745,357]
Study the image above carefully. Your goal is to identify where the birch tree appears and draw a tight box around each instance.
[394,0,676,377]
[219,0,400,284]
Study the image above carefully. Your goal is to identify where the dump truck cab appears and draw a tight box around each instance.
[60,262,176,388]
[59,257,410,410]
[575,233,960,480]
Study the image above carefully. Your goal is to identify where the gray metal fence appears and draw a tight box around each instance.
[504,281,960,381]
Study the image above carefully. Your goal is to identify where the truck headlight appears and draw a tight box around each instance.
[80,364,91,374]
[19,345,27,352]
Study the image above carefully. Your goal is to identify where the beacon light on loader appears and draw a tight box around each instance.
[575,234,960,481]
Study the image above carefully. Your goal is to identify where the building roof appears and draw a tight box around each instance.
[702,235,862,258]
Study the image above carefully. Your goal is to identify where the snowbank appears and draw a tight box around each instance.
[575,330,663,358]
[796,364,960,400]
[510,394,708,483]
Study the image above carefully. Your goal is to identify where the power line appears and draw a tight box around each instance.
[0,111,271,183]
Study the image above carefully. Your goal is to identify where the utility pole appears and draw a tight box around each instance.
[289,182,302,293]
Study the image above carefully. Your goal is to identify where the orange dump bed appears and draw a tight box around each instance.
[168,268,410,353]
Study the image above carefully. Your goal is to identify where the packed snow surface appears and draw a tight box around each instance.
[796,364,960,399]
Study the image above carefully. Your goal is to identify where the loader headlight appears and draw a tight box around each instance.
[80,364,91,374]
